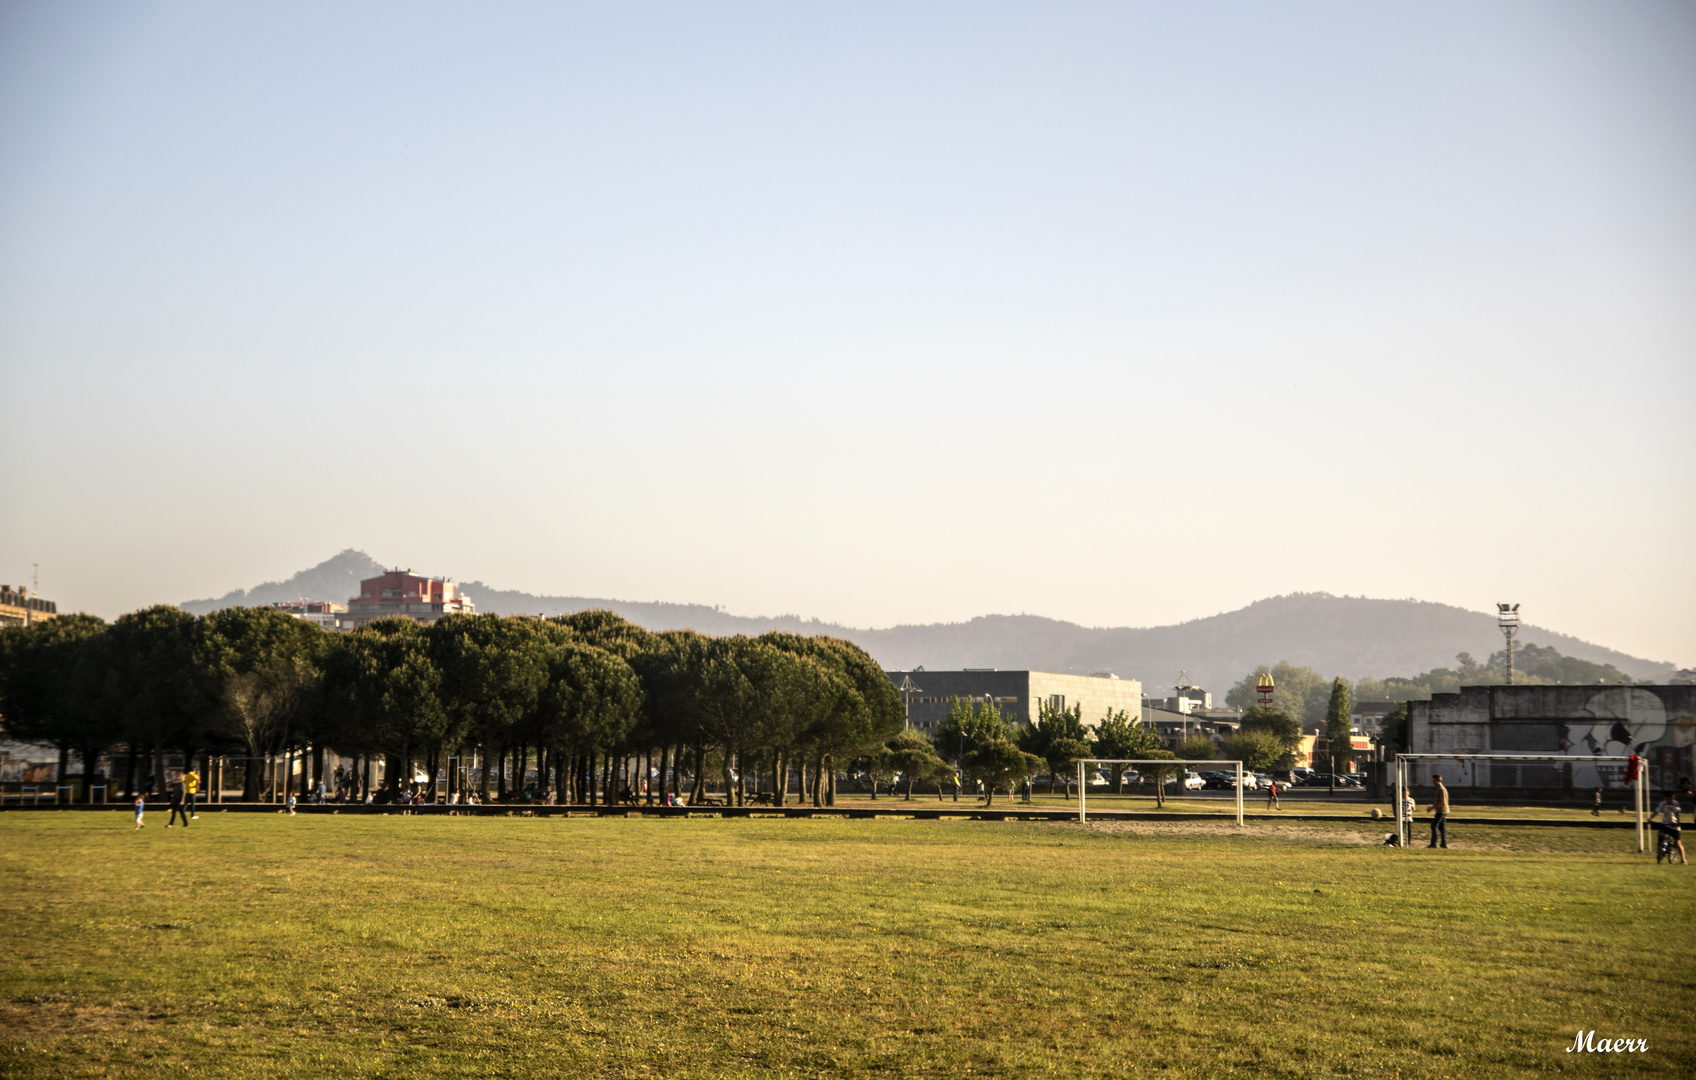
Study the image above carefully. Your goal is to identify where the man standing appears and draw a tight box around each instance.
[1427,773,1449,848]
[183,767,200,820]
[167,780,189,829]
[1266,779,1280,810]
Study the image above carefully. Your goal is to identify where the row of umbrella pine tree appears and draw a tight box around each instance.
[0,605,910,807]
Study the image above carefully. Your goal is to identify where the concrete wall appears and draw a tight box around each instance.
[1406,684,1696,792]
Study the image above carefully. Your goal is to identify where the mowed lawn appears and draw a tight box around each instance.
[1,811,1691,1079]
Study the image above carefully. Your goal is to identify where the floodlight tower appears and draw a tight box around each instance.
[1497,603,1520,685]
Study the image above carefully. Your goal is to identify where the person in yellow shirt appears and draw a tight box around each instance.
[182,768,200,820]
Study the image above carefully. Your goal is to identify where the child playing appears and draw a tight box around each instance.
[133,794,146,829]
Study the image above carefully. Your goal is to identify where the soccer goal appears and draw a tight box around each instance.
[1076,759,1245,825]
[1393,753,1649,851]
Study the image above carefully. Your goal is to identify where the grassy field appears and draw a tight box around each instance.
[864,789,1646,819]
[2,811,1690,1079]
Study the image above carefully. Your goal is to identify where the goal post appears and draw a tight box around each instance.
[1393,753,1648,851]
[1076,759,1245,825]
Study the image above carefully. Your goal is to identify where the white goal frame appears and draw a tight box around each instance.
[1077,759,1245,825]
[1394,753,1648,852]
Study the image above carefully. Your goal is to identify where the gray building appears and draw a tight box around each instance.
[885,670,1143,736]
[1405,684,1695,792]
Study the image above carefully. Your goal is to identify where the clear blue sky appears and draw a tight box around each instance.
[2,1,1692,666]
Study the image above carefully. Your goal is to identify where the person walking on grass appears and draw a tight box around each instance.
[1266,779,1280,810]
[1592,787,1603,817]
[183,768,200,820]
[1655,792,1687,865]
[167,781,189,828]
[133,793,146,829]
[1426,773,1450,848]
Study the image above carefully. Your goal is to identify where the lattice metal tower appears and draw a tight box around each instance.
[1496,603,1520,685]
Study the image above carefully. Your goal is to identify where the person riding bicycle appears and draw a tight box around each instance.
[1655,792,1687,865]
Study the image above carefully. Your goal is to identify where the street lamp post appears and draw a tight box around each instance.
[1497,604,1520,685]
[897,675,922,730]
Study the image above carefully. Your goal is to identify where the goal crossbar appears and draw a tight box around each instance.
[1393,753,1647,852]
[1075,759,1245,825]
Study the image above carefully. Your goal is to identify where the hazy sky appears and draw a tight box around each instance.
[2,1,1693,665]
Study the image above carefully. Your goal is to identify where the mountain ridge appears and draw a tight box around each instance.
[178,550,1677,690]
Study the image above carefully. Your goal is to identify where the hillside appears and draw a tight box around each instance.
[180,549,387,614]
[179,550,1677,691]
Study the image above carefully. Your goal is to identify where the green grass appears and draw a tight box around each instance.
[876,790,1628,817]
[2,811,1691,1079]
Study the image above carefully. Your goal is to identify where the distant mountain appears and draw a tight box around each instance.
[180,549,386,614]
[179,551,1678,690]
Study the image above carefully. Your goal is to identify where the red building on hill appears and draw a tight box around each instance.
[336,569,474,630]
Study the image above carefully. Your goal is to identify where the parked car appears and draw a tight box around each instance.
[1166,771,1205,791]
[1303,772,1362,787]
[1201,776,1237,790]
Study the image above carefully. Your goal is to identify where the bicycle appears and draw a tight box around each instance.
[1655,823,1685,864]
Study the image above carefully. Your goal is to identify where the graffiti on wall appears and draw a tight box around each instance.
[1559,688,1695,790]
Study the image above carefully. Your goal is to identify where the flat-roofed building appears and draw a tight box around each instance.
[884,669,1143,736]
[1405,683,1696,793]
[0,584,56,628]
[336,569,474,630]
[271,600,349,630]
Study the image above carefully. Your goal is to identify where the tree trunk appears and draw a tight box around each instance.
[80,745,99,803]
[152,743,166,798]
